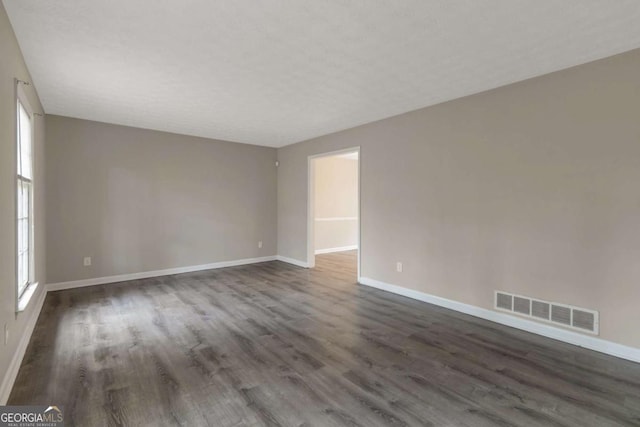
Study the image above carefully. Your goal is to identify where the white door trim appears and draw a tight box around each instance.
[307,146,361,280]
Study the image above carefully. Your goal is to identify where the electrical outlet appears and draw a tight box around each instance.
[396,262,403,273]
[4,324,9,346]
[83,257,92,266]
[258,241,263,249]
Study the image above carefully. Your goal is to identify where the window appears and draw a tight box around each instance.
[16,86,34,300]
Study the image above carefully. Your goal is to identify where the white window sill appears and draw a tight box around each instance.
[17,282,39,313]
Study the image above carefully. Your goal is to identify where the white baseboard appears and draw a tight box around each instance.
[48,255,277,291]
[359,277,640,364]
[0,286,47,405]
[276,255,309,268]
[315,245,358,255]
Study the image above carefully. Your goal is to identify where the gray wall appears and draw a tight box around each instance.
[0,3,46,397]
[277,48,640,348]
[46,116,277,283]
[314,155,358,251]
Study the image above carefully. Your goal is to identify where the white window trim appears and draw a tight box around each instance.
[15,81,38,313]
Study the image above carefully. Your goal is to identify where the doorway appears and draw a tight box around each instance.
[307,147,360,279]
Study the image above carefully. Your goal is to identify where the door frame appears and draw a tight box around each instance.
[307,146,361,280]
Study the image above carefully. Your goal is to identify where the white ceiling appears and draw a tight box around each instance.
[4,1,640,147]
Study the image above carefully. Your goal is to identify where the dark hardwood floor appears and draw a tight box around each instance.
[10,250,640,426]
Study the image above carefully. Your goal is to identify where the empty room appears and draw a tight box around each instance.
[1,1,640,426]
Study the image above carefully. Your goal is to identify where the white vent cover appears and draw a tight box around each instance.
[495,291,599,335]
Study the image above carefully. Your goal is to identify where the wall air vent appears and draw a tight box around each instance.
[531,300,550,320]
[496,292,513,310]
[572,309,596,332]
[494,291,599,335]
[513,296,531,315]
[551,305,571,325]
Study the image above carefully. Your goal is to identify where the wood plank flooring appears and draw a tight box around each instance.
[9,250,640,426]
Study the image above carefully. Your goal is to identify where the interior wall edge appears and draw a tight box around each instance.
[276,255,310,268]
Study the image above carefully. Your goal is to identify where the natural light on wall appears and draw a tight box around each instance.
[16,90,34,300]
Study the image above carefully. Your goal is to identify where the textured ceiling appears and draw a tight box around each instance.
[4,1,640,147]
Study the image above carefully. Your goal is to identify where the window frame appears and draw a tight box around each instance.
[15,81,37,312]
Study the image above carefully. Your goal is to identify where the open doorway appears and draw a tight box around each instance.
[307,147,360,280]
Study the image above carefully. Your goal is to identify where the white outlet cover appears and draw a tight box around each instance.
[396,262,403,273]
[83,257,92,266]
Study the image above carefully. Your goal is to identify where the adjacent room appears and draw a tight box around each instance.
[311,150,359,273]
[1,1,640,426]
